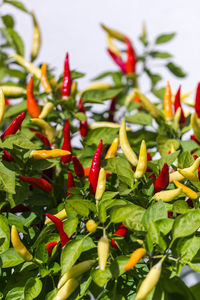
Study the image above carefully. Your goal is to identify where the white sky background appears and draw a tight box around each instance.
[2,0,200,287]
[2,0,200,94]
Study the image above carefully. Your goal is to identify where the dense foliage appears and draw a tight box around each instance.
[1,1,200,300]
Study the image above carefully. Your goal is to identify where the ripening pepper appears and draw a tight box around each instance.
[31,12,41,62]
[95,168,106,201]
[98,234,109,270]
[191,112,200,142]
[31,118,55,143]
[30,149,71,160]
[111,224,128,248]
[41,63,52,93]
[125,36,136,74]
[0,85,26,98]
[177,169,198,182]
[169,157,200,182]
[46,241,58,257]
[164,81,173,121]
[89,140,103,194]
[72,156,84,177]
[86,219,98,233]
[54,278,79,300]
[78,98,88,138]
[153,187,182,202]
[173,180,197,199]
[30,129,51,148]
[108,97,117,122]
[105,137,119,159]
[27,76,41,118]
[0,88,5,124]
[134,140,147,179]
[107,48,127,73]
[124,248,146,271]
[1,112,26,140]
[45,209,67,225]
[67,171,75,196]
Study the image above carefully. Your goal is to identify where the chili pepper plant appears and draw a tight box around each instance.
[1,2,200,300]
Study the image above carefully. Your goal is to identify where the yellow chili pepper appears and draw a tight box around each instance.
[152,187,182,202]
[134,89,159,119]
[173,180,198,199]
[82,82,112,95]
[164,81,173,121]
[89,122,127,130]
[124,248,146,271]
[0,85,26,98]
[105,137,119,159]
[169,157,200,182]
[54,278,79,300]
[181,97,194,107]
[57,260,95,289]
[39,102,54,119]
[30,149,71,160]
[98,234,109,270]
[119,120,138,166]
[31,12,41,62]
[31,118,55,143]
[191,112,200,142]
[0,88,5,124]
[177,169,198,182]
[45,209,67,225]
[134,140,147,179]
[11,53,41,79]
[86,219,98,233]
[101,24,125,42]
[11,225,33,261]
[107,34,122,58]
[41,63,52,93]
[125,90,136,106]
[135,260,163,300]
[174,106,181,124]
[95,168,106,201]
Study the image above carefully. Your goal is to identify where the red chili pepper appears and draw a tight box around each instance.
[19,175,53,193]
[27,76,41,118]
[1,112,26,140]
[72,156,84,177]
[30,129,51,148]
[61,119,72,163]
[195,82,200,118]
[125,36,136,74]
[62,53,72,98]
[187,198,194,208]
[111,224,128,248]
[78,99,88,138]
[154,163,169,193]
[5,98,10,106]
[45,213,70,247]
[107,48,127,73]
[46,241,58,257]
[108,97,116,122]
[2,150,13,162]
[146,151,153,172]
[1,204,30,213]
[89,140,103,194]
[67,171,75,196]
[168,212,173,218]
[174,86,185,124]
[193,155,200,180]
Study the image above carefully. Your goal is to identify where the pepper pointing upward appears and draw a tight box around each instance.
[164,81,173,121]
[62,53,72,98]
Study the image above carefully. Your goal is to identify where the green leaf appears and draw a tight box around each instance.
[172,200,190,214]
[126,112,152,126]
[6,68,26,79]
[63,217,78,237]
[82,88,123,104]
[178,151,194,169]
[156,135,180,156]
[149,150,180,170]
[106,157,134,188]
[5,287,24,300]
[4,0,29,13]
[190,282,200,300]
[180,140,198,152]
[155,33,176,44]
[177,236,200,263]
[111,204,145,231]
[142,201,167,228]
[61,239,83,275]
[155,218,174,235]
[98,202,107,223]
[24,278,42,300]
[74,112,86,121]
[92,268,112,287]
[86,127,119,146]
[144,68,162,86]
[150,51,172,59]
[172,210,200,241]
[0,215,10,254]
[152,87,165,100]
[70,70,85,80]
[0,248,24,267]
[166,62,187,78]
[67,198,90,217]
[5,101,27,118]
[146,221,160,252]
[0,28,24,56]
[2,14,15,28]
[3,132,36,150]
[0,162,15,194]
[92,71,122,81]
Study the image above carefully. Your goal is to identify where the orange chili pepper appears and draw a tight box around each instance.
[27,76,41,118]
[84,167,111,178]
[124,248,146,271]
[41,63,51,93]
[164,81,173,121]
